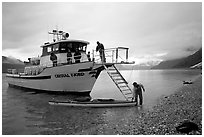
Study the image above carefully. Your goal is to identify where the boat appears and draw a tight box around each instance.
[6,29,134,100]
[48,99,137,107]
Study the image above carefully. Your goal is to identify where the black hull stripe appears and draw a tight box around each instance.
[7,75,51,80]
[89,71,96,74]
[78,67,92,72]
[8,84,91,96]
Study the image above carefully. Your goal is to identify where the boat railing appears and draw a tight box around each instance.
[40,53,91,68]
[92,47,134,64]
[23,53,88,75]
[7,68,25,75]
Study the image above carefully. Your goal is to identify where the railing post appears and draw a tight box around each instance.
[92,49,95,62]
[116,48,118,63]
[126,48,129,62]
[112,50,114,63]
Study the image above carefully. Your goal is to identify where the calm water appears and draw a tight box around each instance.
[2,69,201,135]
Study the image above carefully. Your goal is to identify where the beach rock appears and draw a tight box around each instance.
[175,119,199,134]
[183,81,193,85]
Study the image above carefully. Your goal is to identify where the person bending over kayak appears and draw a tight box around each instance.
[132,82,145,105]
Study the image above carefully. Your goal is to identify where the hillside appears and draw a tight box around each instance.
[152,48,202,69]
[2,56,25,73]
[116,64,152,70]
[174,48,202,68]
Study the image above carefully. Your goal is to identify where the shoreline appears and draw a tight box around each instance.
[126,75,202,135]
[78,75,202,135]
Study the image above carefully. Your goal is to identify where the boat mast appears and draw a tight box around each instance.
[48,29,69,42]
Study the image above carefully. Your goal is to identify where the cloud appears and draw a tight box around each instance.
[185,46,200,53]
[2,2,202,62]
[155,52,168,57]
[129,20,201,60]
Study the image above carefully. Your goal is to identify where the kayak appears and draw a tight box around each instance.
[48,99,137,108]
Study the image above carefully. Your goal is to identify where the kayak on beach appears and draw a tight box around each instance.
[48,98,137,108]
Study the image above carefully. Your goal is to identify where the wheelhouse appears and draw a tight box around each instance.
[41,40,89,56]
[40,40,90,67]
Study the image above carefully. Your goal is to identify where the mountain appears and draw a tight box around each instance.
[152,48,202,69]
[2,56,25,73]
[116,59,161,70]
[174,48,202,68]
[116,64,152,70]
[190,62,202,69]
[151,58,184,69]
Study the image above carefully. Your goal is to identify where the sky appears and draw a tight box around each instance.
[2,2,202,65]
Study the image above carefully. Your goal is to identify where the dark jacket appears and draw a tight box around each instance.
[74,51,81,60]
[50,53,57,62]
[96,43,104,52]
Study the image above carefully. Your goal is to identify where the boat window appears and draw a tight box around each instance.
[58,42,87,53]
[53,43,59,52]
[42,47,47,56]
[74,42,87,52]
[59,43,68,53]
[61,47,66,52]
[81,45,87,52]
[47,46,52,53]
[67,43,73,51]
[42,44,59,56]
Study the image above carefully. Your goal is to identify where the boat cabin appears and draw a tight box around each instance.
[21,30,133,76]
[40,39,90,67]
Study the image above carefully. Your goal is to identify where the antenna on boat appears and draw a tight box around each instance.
[48,29,69,42]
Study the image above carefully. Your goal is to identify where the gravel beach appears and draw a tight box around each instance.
[78,75,202,135]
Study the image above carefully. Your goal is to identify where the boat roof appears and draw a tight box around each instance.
[41,39,90,47]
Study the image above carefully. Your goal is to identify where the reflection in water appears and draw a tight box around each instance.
[4,86,106,135]
[2,69,201,134]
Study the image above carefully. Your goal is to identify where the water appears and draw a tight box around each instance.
[2,69,201,135]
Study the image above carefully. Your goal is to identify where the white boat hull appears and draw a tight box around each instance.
[6,62,103,94]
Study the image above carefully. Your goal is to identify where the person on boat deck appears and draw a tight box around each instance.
[67,49,72,64]
[132,82,145,105]
[96,41,106,63]
[87,51,91,61]
[74,48,81,63]
[50,52,57,67]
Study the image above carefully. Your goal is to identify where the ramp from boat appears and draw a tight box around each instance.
[49,99,136,107]
[104,64,133,101]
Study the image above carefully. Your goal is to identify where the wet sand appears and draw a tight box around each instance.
[78,75,202,135]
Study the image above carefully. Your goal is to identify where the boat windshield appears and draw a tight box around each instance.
[42,42,87,56]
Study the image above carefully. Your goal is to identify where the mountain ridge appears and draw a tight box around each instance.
[2,56,25,73]
[151,48,202,69]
